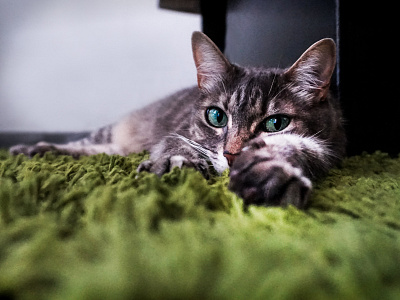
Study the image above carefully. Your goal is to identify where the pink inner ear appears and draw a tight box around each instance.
[197,74,204,89]
[285,39,336,102]
[314,49,335,101]
[316,46,336,85]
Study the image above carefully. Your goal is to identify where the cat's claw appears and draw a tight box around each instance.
[136,160,153,173]
[137,155,210,179]
[229,147,312,208]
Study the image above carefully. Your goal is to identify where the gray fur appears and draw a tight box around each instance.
[10,32,345,207]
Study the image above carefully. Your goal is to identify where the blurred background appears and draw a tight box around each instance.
[0,0,395,155]
[0,0,200,133]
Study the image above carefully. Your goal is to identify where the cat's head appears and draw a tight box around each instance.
[190,31,338,173]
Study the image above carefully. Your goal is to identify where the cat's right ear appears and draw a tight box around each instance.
[284,38,336,102]
[192,31,232,92]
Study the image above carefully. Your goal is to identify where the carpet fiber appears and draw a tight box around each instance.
[1,150,400,299]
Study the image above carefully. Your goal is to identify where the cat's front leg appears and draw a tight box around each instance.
[229,134,334,208]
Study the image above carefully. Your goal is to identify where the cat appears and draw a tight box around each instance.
[10,31,345,208]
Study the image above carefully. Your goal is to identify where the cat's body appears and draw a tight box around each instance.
[10,32,345,207]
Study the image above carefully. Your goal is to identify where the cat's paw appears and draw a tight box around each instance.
[229,143,312,208]
[137,155,210,178]
[10,142,62,157]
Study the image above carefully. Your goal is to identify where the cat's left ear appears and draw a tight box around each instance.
[192,31,232,92]
[285,38,336,101]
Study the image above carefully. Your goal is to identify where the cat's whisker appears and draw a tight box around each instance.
[269,83,291,102]
[218,75,228,95]
[169,133,229,173]
[267,73,277,98]
[168,134,217,160]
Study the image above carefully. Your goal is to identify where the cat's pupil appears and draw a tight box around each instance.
[272,118,281,129]
[210,109,222,123]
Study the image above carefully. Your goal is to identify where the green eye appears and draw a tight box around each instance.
[206,107,228,128]
[263,115,290,132]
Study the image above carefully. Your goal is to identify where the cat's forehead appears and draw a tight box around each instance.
[237,67,283,87]
[224,67,286,113]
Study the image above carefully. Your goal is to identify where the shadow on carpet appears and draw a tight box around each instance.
[1,150,400,299]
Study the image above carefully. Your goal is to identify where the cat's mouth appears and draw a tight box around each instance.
[170,134,229,173]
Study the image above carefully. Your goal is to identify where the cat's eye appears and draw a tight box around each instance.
[206,107,228,128]
[263,115,290,132]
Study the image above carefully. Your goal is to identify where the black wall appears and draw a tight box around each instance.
[338,1,398,155]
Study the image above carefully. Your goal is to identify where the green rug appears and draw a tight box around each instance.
[1,149,400,300]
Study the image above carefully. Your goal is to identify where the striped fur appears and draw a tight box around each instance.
[10,32,345,207]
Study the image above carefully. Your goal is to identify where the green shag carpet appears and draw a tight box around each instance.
[1,150,400,300]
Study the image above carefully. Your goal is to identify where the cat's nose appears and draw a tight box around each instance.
[223,151,239,167]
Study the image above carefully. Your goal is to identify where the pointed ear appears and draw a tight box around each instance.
[192,31,232,92]
[285,38,336,101]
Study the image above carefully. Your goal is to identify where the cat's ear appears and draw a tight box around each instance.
[285,38,336,101]
[192,31,232,92]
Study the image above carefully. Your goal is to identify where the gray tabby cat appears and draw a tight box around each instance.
[10,31,345,208]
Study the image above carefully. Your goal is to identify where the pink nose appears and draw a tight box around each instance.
[223,151,239,166]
